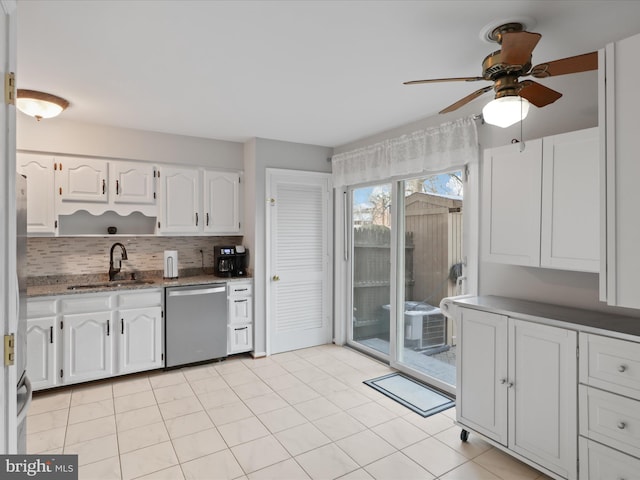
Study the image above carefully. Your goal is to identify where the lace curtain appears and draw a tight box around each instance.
[331,116,478,187]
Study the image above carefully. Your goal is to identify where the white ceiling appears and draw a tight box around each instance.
[16,1,640,148]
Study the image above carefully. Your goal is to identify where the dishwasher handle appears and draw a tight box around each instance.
[168,286,226,297]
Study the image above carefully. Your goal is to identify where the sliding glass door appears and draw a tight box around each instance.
[349,172,463,393]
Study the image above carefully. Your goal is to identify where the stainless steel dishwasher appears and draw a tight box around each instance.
[165,283,227,368]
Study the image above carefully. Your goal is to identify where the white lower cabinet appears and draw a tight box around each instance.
[227,281,253,354]
[27,289,163,389]
[458,307,578,480]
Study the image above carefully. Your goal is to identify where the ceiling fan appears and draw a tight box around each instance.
[404,22,598,126]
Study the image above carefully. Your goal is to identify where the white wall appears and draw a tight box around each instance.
[334,69,640,317]
[17,115,243,168]
[244,138,333,356]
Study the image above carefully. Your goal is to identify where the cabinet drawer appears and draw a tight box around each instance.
[60,293,112,314]
[118,289,162,309]
[228,324,252,354]
[579,385,640,458]
[580,333,640,400]
[579,437,640,480]
[228,282,252,297]
[27,298,57,318]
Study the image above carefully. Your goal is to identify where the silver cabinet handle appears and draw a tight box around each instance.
[617,422,626,430]
[618,365,627,373]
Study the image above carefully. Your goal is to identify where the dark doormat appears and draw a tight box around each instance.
[364,372,454,418]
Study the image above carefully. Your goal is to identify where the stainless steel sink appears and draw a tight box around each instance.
[67,280,155,290]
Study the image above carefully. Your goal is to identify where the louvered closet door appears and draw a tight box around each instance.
[268,170,332,354]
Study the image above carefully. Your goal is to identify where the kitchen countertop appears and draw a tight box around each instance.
[453,295,640,341]
[27,269,252,298]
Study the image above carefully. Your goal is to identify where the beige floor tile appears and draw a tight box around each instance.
[242,356,279,370]
[217,416,270,447]
[78,455,122,480]
[148,370,186,389]
[112,375,152,398]
[27,408,69,435]
[277,384,321,405]
[307,376,350,395]
[221,369,261,387]
[402,437,468,477]
[117,421,169,454]
[291,366,332,384]
[336,430,396,467]
[215,358,250,374]
[182,364,217,383]
[251,363,289,380]
[439,460,502,480]
[27,426,66,454]
[165,410,214,439]
[279,358,314,373]
[323,389,371,410]
[232,380,274,400]
[243,392,288,415]
[248,458,311,480]
[434,426,493,459]
[64,415,116,445]
[115,404,163,432]
[258,406,308,433]
[153,382,196,404]
[197,386,241,409]
[313,412,367,441]
[364,451,434,480]
[181,449,244,480]
[346,402,397,428]
[295,397,341,421]
[70,383,113,406]
[207,401,254,427]
[473,448,542,480]
[29,391,71,416]
[275,422,332,456]
[338,468,375,479]
[262,373,305,391]
[158,396,203,420]
[371,417,429,449]
[409,411,455,435]
[64,433,119,466]
[295,443,359,480]
[231,435,291,473]
[120,441,179,480]
[114,390,156,414]
[189,375,229,395]
[135,465,185,480]
[68,398,114,425]
[172,427,227,463]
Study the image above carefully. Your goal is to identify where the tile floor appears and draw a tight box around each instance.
[27,344,552,480]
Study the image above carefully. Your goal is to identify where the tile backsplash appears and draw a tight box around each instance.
[27,236,242,278]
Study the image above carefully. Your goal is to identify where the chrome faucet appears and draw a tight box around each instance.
[109,242,128,281]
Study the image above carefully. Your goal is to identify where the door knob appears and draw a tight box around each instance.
[272,275,280,281]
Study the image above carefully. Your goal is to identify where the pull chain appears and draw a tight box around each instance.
[519,98,526,152]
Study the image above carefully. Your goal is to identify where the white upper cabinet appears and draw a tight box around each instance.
[541,128,599,272]
[158,166,201,234]
[55,157,109,205]
[482,139,543,267]
[203,170,241,234]
[112,161,156,205]
[483,127,599,272]
[600,32,640,308]
[17,153,56,235]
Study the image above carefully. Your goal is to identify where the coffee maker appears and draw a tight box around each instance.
[214,245,248,277]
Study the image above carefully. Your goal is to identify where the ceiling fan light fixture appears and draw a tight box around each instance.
[482,95,530,128]
[16,89,69,121]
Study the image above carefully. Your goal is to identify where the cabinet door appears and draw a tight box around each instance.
[112,161,156,205]
[541,128,599,272]
[482,140,543,266]
[457,308,508,444]
[26,317,56,390]
[17,154,56,235]
[158,166,201,233]
[510,319,577,480]
[229,296,252,324]
[203,170,240,233]
[55,157,108,203]
[118,306,163,374]
[228,324,252,354]
[62,311,113,384]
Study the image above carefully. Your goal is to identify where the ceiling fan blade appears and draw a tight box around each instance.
[518,80,562,107]
[501,31,541,67]
[403,76,484,85]
[439,85,493,113]
[530,51,598,78]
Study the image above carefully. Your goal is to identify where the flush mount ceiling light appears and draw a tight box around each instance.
[482,95,530,128]
[16,89,69,121]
